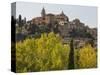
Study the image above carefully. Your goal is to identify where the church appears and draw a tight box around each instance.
[32,7,69,25]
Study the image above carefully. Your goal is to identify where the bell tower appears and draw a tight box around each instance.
[41,7,46,19]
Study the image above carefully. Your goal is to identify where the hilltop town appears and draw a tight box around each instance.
[14,7,97,49]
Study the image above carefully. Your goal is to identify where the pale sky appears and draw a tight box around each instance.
[15,2,97,28]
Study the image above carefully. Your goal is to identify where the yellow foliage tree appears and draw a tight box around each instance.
[16,32,70,72]
[78,44,97,68]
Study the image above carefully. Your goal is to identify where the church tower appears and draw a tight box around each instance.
[61,11,65,16]
[41,7,46,20]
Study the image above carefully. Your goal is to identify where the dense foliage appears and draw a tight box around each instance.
[16,32,97,72]
[69,29,93,38]
[78,44,97,68]
[16,32,70,72]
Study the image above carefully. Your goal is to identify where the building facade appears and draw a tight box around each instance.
[32,7,69,25]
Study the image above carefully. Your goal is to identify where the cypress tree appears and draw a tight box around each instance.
[18,15,22,27]
[68,39,74,69]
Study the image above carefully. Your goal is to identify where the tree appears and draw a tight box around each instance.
[16,32,70,72]
[78,44,97,68]
[18,14,22,27]
[68,39,74,69]
[24,17,26,24]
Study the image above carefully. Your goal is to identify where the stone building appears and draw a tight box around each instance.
[32,7,69,25]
